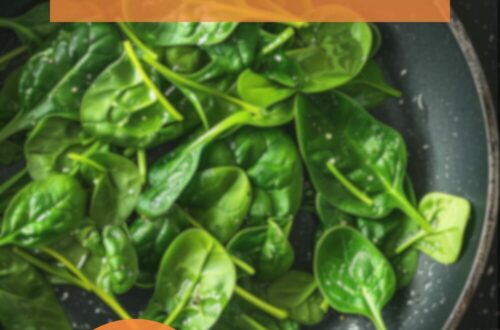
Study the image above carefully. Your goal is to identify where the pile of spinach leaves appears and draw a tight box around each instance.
[0,7,472,330]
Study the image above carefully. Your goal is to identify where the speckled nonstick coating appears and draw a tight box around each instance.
[0,2,498,329]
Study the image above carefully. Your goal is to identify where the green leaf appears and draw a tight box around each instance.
[227,220,294,281]
[128,22,238,47]
[201,127,303,226]
[267,271,327,325]
[290,23,372,93]
[98,225,139,294]
[237,69,295,108]
[180,166,252,243]
[25,115,86,180]
[414,193,471,264]
[315,226,395,330]
[295,93,431,231]
[0,23,122,142]
[339,60,401,109]
[129,205,191,280]
[83,152,142,228]
[0,248,72,330]
[142,229,236,329]
[0,174,87,248]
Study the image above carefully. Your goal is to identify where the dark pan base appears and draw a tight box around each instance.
[0,3,498,329]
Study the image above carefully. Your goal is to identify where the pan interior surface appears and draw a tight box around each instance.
[0,3,496,330]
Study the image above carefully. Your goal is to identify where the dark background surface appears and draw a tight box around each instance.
[454,0,498,329]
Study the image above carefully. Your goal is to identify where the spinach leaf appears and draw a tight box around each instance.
[189,24,260,82]
[80,47,188,148]
[80,152,142,228]
[201,127,303,226]
[316,193,355,228]
[25,115,87,180]
[290,23,372,93]
[180,166,252,243]
[130,205,191,281]
[0,248,72,330]
[237,69,295,108]
[128,23,238,47]
[295,93,431,231]
[315,226,395,330]
[339,60,401,109]
[0,174,87,248]
[98,225,139,294]
[0,23,122,142]
[142,229,236,329]
[396,193,471,265]
[137,141,203,218]
[0,67,22,125]
[165,46,207,74]
[267,271,327,325]
[0,169,30,216]
[227,219,294,281]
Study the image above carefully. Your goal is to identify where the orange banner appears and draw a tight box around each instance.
[51,0,450,22]
[95,319,174,330]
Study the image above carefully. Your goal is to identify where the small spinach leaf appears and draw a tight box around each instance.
[315,226,395,330]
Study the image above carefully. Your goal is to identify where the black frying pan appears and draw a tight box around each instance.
[0,2,498,329]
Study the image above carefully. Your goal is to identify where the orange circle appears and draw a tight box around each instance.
[96,319,174,330]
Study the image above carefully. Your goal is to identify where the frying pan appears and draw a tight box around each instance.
[0,1,498,329]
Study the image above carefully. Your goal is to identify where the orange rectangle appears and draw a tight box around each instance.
[51,0,450,22]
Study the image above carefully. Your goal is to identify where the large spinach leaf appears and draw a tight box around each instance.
[295,93,431,231]
[0,248,72,330]
[315,226,395,330]
[142,229,236,329]
[0,174,86,248]
[0,23,122,142]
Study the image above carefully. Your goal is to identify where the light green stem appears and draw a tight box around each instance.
[124,41,183,121]
[320,298,330,312]
[117,22,158,60]
[137,149,147,185]
[41,247,132,320]
[0,45,28,67]
[284,22,309,28]
[326,161,374,206]
[143,55,261,115]
[234,286,288,320]
[389,189,432,232]
[13,248,88,289]
[186,111,253,153]
[394,231,427,255]
[241,314,267,330]
[0,167,28,195]
[259,27,295,57]
[362,288,387,330]
[68,153,107,173]
[0,19,41,44]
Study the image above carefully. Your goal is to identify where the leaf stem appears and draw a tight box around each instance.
[394,231,427,255]
[0,19,41,44]
[320,298,330,312]
[13,248,89,289]
[0,45,28,67]
[117,23,158,60]
[389,189,432,233]
[234,286,288,320]
[259,27,295,57]
[41,247,132,320]
[361,288,387,330]
[124,41,183,121]
[326,161,374,206]
[68,153,107,173]
[137,149,147,185]
[143,55,262,116]
[241,314,267,330]
[0,167,28,195]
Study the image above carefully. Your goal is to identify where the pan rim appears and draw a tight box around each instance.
[444,10,499,330]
